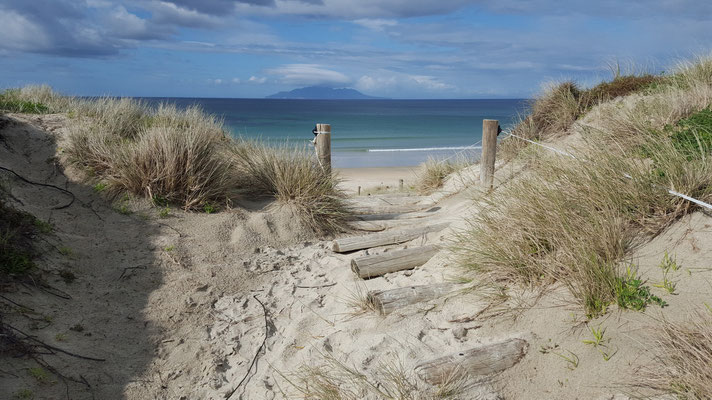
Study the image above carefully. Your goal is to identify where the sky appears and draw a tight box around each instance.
[1,0,711,99]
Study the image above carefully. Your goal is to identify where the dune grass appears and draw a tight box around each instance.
[638,310,712,399]
[455,55,712,318]
[0,85,73,114]
[230,141,351,234]
[283,353,467,400]
[416,157,469,194]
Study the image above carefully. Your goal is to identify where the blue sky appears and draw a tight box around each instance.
[1,0,711,99]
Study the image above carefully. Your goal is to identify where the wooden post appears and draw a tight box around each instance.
[358,186,361,196]
[399,179,404,191]
[315,123,331,173]
[480,119,498,189]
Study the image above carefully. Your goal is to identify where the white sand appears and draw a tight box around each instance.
[1,113,710,400]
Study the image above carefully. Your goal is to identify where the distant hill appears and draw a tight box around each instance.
[266,86,382,99]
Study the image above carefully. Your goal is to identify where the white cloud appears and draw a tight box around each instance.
[248,76,267,84]
[356,71,454,95]
[265,64,350,86]
[232,77,241,83]
[353,18,398,31]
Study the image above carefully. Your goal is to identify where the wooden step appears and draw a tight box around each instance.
[367,283,460,315]
[415,338,528,385]
[351,244,439,279]
[332,222,449,253]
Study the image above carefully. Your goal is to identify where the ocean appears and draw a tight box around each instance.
[143,98,528,168]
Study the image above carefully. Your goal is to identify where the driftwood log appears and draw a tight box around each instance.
[415,338,528,385]
[351,244,439,279]
[367,283,460,315]
[332,222,449,253]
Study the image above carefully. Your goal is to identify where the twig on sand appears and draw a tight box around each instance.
[0,165,75,209]
[295,282,337,289]
[5,322,106,362]
[225,294,269,399]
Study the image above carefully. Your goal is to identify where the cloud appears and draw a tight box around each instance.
[248,76,267,84]
[104,6,170,40]
[265,64,350,86]
[149,1,225,28]
[353,18,398,31]
[355,71,455,96]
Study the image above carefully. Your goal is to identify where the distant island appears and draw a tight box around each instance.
[266,86,383,99]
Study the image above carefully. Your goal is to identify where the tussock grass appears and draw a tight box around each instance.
[416,157,468,194]
[638,311,712,399]
[283,353,468,399]
[0,85,73,113]
[456,55,712,318]
[231,141,351,234]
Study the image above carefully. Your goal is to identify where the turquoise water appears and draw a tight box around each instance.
[144,98,528,168]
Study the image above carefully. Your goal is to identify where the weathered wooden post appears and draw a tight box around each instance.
[399,179,404,191]
[357,186,361,196]
[480,119,498,189]
[315,123,331,173]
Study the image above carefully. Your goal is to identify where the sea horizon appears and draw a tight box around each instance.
[141,97,529,168]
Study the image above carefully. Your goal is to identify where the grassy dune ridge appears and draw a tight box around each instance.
[0,86,351,234]
[454,55,712,395]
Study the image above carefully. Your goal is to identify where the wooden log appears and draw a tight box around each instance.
[354,208,439,222]
[349,220,387,232]
[351,244,439,279]
[367,283,460,315]
[480,119,498,189]
[315,123,331,173]
[415,338,528,385]
[332,222,449,253]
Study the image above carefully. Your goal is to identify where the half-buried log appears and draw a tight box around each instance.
[367,283,460,315]
[415,338,528,385]
[332,222,449,253]
[351,244,439,279]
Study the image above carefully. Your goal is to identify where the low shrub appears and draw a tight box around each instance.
[0,198,37,277]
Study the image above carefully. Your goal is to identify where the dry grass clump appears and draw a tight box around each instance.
[65,98,237,210]
[231,141,351,234]
[284,353,467,399]
[0,196,38,278]
[456,55,712,318]
[61,94,352,231]
[0,85,73,114]
[416,157,468,194]
[638,311,712,399]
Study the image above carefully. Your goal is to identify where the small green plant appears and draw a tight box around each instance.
[13,388,33,399]
[202,202,216,214]
[33,218,53,234]
[158,207,170,218]
[616,265,667,311]
[659,251,681,272]
[164,245,174,252]
[653,275,677,294]
[92,182,107,193]
[598,345,618,361]
[55,333,67,342]
[28,367,54,384]
[152,195,168,207]
[540,341,579,370]
[58,246,73,257]
[582,325,606,347]
[116,204,131,215]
